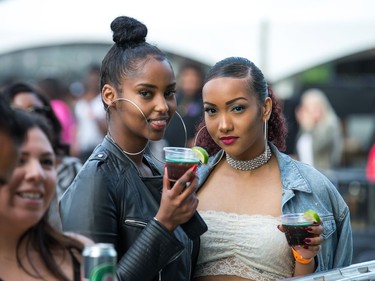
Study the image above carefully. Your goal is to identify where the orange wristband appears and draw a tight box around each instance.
[292,248,313,264]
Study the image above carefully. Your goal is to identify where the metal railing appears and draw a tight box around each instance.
[284,260,375,280]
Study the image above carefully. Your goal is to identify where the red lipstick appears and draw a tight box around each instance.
[219,136,239,145]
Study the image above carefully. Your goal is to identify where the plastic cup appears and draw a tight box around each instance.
[163,147,207,240]
[281,213,316,246]
[163,147,199,184]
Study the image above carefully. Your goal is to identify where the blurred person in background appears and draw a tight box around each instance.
[0,110,86,281]
[366,143,375,183]
[37,77,77,153]
[281,95,300,157]
[163,62,205,148]
[1,82,83,230]
[0,96,27,187]
[2,82,65,154]
[73,64,107,162]
[295,88,343,171]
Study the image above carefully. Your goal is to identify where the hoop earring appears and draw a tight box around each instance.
[264,119,268,159]
[167,111,188,147]
[106,97,149,156]
[193,125,224,167]
[193,125,207,147]
[148,110,188,165]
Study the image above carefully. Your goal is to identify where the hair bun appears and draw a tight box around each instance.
[111,16,148,48]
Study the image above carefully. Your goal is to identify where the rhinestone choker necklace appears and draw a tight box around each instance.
[226,145,272,171]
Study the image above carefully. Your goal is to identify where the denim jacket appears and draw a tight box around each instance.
[197,143,353,273]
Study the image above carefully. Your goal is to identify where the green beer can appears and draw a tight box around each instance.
[83,243,117,281]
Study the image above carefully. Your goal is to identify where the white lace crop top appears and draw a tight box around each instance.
[194,211,294,281]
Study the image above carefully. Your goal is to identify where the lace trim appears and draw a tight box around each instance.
[195,211,294,280]
[199,210,282,221]
[195,257,289,281]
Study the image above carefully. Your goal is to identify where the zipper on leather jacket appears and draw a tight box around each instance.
[124,219,147,228]
[124,219,190,280]
[188,240,192,281]
[162,237,191,281]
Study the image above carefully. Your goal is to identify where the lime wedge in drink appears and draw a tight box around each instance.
[192,146,209,164]
[303,209,321,223]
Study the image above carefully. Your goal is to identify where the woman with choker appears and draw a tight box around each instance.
[192,57,352,280]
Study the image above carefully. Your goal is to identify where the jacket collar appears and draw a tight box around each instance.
[102,135,133,162]
[101,135,162,176]
[270,142,312,193]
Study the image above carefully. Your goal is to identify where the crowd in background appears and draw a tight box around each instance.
[1,66,374,177]
[0,54,358,280]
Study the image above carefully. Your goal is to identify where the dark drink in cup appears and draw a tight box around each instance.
[164,147,199,184]
[165,160,199,184]
[163,147,207,240]
[281,213,315,246]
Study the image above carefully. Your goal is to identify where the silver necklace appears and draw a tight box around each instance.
[226,145,272,171]
[106,134,148,156]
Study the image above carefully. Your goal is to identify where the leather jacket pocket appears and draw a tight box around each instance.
[124,219,148,228]
[119,219,149,254]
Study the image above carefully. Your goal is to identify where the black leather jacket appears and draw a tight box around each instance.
[60,136,199,281]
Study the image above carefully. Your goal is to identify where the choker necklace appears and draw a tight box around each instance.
[226,145,272,171]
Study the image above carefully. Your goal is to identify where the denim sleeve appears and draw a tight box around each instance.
[332,206,353,268]
[315,203,353,272]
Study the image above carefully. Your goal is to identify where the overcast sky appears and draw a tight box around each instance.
[1,0,375,81]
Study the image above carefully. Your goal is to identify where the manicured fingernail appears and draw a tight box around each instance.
[303,245,309,249]
[304,238,311,243]
[191,164,198,172]
[306,227,313,231]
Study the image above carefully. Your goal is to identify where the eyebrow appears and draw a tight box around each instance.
[137,82,176,89]
[42,152,55,157]
[20,151,55,158]
[204,97,248,106]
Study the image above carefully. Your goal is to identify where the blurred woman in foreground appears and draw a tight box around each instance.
[0,111,86,281]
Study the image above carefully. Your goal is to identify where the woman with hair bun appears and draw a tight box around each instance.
[192,57,352,280]
[60,16,201,281]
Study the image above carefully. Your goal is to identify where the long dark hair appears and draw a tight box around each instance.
[0,96,26,145]
[13,111,83,281]
[195,57,287,155]
[100,16,171,111]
